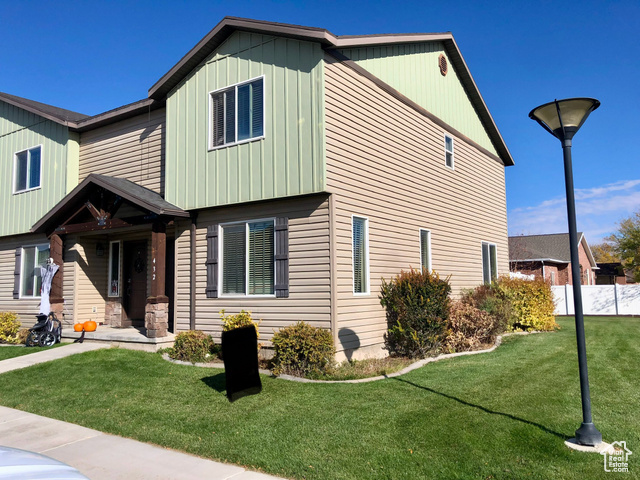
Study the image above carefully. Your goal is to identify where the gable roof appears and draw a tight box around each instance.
[148,16,513,166]
[0,91,89,125]
[509,233,597,268]
[31,174,188,234]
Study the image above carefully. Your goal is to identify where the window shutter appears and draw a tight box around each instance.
[13,247,21,299]
[206,225,219,298]
[275,217,289,298]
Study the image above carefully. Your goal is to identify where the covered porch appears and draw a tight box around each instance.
[31,174,189,339]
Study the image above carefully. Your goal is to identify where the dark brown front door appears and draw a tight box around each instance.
[123,241,147,326]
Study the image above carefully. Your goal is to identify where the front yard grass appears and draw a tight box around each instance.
[0,316,637,479]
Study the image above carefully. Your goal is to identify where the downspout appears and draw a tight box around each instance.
[189,213,198,330]
[541,261,545,282]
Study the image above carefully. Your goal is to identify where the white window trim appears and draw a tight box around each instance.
[444,134,454,170]
[208,75,266,151]
[351,215,370,296]
[419,228,432,272]
[19,243,49,299]
[481,241,498,283]
[13,144,43,194]
[218,217,276,298]
[108,240,122,298]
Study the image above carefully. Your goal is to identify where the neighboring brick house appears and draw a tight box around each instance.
[509,233,597,286]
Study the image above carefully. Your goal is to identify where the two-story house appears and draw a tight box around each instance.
[0,17,513,359]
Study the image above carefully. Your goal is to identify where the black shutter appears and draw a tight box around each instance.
[275,217,289,298]
[206,225,219,298]
[13,247,21,299]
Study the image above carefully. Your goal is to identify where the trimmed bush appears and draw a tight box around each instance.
[380,268,451,358]
[445,300,500,352]
[169,330,216,363]
[220,310,260,337]
[0,312,21,344]
[271,322,335,377]
[461,284,515,332]
[495,277,557,331]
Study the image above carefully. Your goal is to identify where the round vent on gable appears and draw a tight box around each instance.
[438,54,448,76]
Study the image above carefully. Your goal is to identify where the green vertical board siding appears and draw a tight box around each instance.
[0,101,72,236]
[338,43,498,156]
[166,31,325,210]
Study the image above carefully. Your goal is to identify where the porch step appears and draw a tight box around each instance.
[62,326,175,352]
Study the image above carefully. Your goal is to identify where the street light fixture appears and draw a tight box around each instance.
[529,97,602,446]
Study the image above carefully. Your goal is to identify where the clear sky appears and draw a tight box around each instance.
[1,0,638,244]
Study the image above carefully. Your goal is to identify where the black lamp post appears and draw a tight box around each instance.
[529,98,602,446]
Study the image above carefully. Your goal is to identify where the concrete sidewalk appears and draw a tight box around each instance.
[0,343,108,374]
[0,407,284,479]
[0,345,287,479]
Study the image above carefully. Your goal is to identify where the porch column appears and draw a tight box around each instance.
[146,221,168,338]
[49,234,64,318]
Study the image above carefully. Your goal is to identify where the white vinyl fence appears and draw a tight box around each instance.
[552,285,640,315]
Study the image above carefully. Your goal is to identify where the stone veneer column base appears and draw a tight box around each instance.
[105,299,129,328]
[145,301,169,338]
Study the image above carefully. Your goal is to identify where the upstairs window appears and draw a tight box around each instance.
[482,242,498,284]
[14,146,42,193]
[444,135,454,169]
[210,77,264,149]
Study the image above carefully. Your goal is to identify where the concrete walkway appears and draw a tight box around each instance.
[0,342,108,374]
[0,345,287,479]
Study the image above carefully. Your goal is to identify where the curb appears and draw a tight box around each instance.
[160,331,544,384]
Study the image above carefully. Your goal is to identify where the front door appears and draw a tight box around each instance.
[123,241,147,327]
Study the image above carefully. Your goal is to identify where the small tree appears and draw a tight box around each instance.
[607,210,640,282]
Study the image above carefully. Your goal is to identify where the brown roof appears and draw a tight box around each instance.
[0,91,89,124]
[31,174,188,234]
[509,233,597,268]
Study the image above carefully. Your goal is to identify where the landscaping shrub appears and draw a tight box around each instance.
[220,310,260,337]
[16,328,30,345]
[271,322,335,377]
[445,300,500,352]
[461,284,515,332]
[380,268,451,358]
[495,277,557,331]
[0,312,21,344]
[169,330,216,363]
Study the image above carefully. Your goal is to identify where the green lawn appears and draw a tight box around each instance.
[0,343,67,360]
[0,317,637,479]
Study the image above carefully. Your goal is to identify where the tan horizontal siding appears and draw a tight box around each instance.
[79,109,165,194]
[68,237,108,326]
[325,55,509,354]
[0,234,49,325]
[174,195,331,343]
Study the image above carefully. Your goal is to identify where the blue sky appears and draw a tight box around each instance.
[1,0,638,244]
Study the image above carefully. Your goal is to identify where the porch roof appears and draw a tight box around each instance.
[31,174,189,235]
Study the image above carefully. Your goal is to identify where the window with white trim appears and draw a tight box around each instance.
[221,219,274,296]
[210,77,264,149]
[352,216,369,294]
[14,145,42,193]
[444,135,454,169]
[420,229,431,271]
[482,242,498,284]
[21,244,49,297]
[108,241,121,297]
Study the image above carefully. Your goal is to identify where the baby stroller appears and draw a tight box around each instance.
[25,312,62,347]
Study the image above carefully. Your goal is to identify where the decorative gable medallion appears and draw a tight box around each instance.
[438,54,448,76]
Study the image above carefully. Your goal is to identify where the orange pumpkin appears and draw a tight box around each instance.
[73,323,84,332]
[83,320,97,332]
